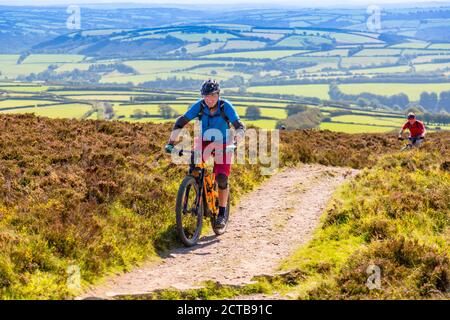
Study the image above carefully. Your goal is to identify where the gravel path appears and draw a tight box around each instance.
[79,164,357,299]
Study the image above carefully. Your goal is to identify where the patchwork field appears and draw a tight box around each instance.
[1,17,450,135]
[1,82,448,134]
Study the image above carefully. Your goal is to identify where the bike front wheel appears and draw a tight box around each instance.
[176,175,203,247]
[401,144,412,152]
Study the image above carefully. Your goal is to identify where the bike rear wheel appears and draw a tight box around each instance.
[176,175,203,247]
[211,187,231,235]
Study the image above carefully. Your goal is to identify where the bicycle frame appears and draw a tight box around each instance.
[189,161,219,218]
[400,137,423,151]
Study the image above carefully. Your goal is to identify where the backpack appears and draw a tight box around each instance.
[198,98,231,128]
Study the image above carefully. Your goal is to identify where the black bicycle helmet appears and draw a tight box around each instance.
[201,79,220,96]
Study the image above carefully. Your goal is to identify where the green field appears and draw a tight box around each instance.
[340,56,399,68]
[354,49,402,56]
[303,49,349,57]
[275,35,333,48]
[0,99,59,109]
[428,43,450,49]
[114,103,188,118]
[202,50,305,59]
[2,79,441,134]
[23,54,85,64]
[350,65,411,74]
[222,40,267,50]
[339,83,450,100]
[2,16,450,134]
[247,83,450,101]
[170,31,237,42]
[247,84,330,99]
[244,119,279,129]
[414,62,450,72]
[389,42,429,49]
[0,103,91,118]
[328,32,382,44]
[0,54,86,79]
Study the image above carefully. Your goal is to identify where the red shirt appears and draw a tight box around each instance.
[402,120,425,137]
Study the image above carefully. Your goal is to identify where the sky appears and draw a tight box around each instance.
[1,0,449,7]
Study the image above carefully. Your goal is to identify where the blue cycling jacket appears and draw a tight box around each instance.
[183,98,240,143]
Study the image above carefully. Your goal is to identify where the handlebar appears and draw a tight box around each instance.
[398,136,424,141]
[168,143,237,157]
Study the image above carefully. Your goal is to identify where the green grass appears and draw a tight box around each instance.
[222,40,267,50]
[0,64,53,79]
[122,60,234,74]
[0,55,85,79]
[428,43,450,50]
[275,35,333,48]
[303,49,349,57]
[240,32,285,41]
[328,32,382,44]
[414,62,450,72]
[340,56,399,68]
[247,84,330,99]
[0,55,19,63]
[349,65,411,75]
[202,50,305,59]
[80,29,127,37]
[0,85,53,93]
[412,54,450,63]
[243,119,278,129]
[100,73,207,84]
[174,42,224,54]
[276,151,450,299]
[55,63,93,72]
[282,56,340,64]
[339,83,450,100]
[389,42,429,49]
[64,95,138,101]
[23,55,85,64]
[114,104,188,118]
[0,103,92,119]
[403,49,450,56]
[170,31,237,42]
[234,106,286,120]
[354,49,402,56]
[0,99,59,109]
[246,82,449,102]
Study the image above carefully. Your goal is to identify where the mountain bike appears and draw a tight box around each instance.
[399,136,424,151]
[174,144,236,247]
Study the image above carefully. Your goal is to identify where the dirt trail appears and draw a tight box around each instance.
[79,164,357,299]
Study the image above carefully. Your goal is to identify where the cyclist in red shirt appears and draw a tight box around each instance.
[398,112,426,148]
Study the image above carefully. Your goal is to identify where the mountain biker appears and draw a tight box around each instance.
[398,112,426,147]
[164,79,245,228]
